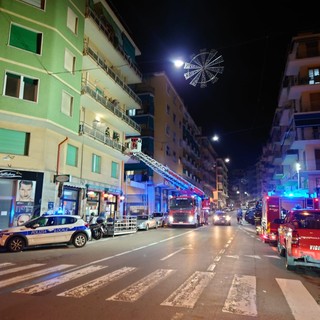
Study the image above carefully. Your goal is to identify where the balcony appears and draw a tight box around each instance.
[85,5,142,83]
[79,121,126,153]
[83,45,142,108]
[81,80,141,134]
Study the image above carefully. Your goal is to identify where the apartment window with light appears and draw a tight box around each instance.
[111,161,119,178]
[4,72,39,102]
[20,0,45,9]
[66,144,78,167]
[67,7,78,34]
[92,154,101,174]
[309,68,320,84]
[10,24,42,54]
[0,128,30,155]
[61,91,73,116]
[64,49,76,74]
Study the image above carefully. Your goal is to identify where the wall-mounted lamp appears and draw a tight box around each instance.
[3,154,15,161]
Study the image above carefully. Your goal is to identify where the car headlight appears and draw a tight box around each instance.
[226,215,231,221]
[188,216,194,223]
[168,216,173,223]
[213,215,219,221]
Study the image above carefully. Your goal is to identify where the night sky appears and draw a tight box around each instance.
[109,1,319,169]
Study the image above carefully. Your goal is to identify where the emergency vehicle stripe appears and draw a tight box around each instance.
[13,265,106,294]
[276,278,320,320]
[107,269,175,302]
[222,274,257,316]
[161,271,215,308]
[0,264,73,289]
[0,263,45,276]
[58,267,136,298]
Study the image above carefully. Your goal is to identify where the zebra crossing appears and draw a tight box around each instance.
[0,262,320,319]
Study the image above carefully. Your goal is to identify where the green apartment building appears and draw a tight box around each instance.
[0,0,142,228]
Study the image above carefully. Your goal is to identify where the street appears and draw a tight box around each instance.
[0,214,320,320]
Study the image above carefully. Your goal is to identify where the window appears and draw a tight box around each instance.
[66,144,78,167]
[92,154,101,174]
[4,72,38,102]
[20,0,45,9]
[0,128,30,155]
[67,7,78,34]
[308,68,320,84]
[64,49,76,74]
[61,91,73,116]
[10,24,42,54]
[166,104,170,115]
[111,161,119,178]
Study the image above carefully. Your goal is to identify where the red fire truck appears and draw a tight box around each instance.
[260,194,319,245]
[168,190,205,227]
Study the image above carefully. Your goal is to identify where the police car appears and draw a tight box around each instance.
[0,215,91,252]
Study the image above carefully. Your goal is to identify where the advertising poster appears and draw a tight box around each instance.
[14,180,36,226]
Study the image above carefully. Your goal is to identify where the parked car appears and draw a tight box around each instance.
[213,210,231,226]
[0,215,91,252]
[152,212,168,227]
[244,208,256,225]
[136,215,158,230]
[277,209,320,271]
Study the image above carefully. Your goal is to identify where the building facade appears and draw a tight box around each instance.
[259,32,320,199]
[0,0,142,228]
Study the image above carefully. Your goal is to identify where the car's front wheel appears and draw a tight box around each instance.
[7,236,25,252]
[72,233,87,248]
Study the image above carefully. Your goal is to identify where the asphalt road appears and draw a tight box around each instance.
[0,214,319,320]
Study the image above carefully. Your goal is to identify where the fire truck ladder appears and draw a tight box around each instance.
[132,151,205,197]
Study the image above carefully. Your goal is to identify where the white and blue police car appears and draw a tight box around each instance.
[0,214,91,252]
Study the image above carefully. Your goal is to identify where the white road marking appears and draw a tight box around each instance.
[244,255,261,259]
[222,274,257,317]
[13,265,106,294]
[161,248,185,261]
[0,264,73,289]
[0,264,45,276]
[264,255,281,259]
[214,256,221,262]
[58,266,136,298]
[207,263,216,272]
[107,269,175,302]
[0,263,15,269]
[276,278,320,320]
[161,271,215,308]
[225,255,239,259]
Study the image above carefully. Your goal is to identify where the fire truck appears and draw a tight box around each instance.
[167,190,206,227]
[125,138,206,226]
[259,194,319,245]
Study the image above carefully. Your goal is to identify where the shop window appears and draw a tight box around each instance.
[10,24,42,54]
[4,72,39,102]
[0,128,30,155]
[66,144,78,167]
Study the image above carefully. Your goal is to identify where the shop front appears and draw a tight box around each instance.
[0,168,43,228]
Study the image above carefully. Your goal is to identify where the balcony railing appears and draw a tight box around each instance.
[81,80,141,133]
[83,45,142,106]
[85,6,142,79]
[79,121,126,153]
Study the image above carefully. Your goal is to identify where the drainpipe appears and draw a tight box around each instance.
[56,137,68,175]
